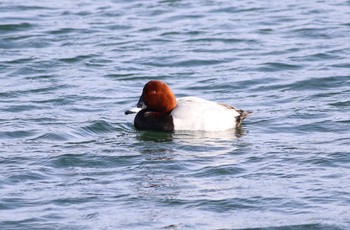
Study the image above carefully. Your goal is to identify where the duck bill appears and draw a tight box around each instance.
[124,96,146,115]
[124,107,141,115]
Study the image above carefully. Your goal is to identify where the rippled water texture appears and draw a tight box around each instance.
[1,0,350,229]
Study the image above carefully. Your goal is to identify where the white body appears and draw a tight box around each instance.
[171,97,241,131]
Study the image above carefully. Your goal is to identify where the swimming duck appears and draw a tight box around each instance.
[125,80,251,131]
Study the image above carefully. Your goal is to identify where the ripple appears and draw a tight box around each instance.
[258,62,304,72]
[57,54,97,64]
[244,224,346,230]
[80,120,118,135]
[48,28,86,35]
[191,165,245,177]
[0,130,37,140]
[5,171,49,184]
[0,22,33,32]
[31,132,74,141]
[2,104,43,112]
[290,76,348,91]
[329,101,350,108]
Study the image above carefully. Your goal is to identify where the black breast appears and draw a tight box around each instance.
[134,110,174,132]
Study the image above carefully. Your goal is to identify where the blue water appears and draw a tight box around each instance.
[1,0,350,229]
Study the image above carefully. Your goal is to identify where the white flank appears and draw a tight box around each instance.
[171,97,240,131]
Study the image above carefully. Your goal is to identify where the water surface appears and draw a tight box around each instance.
[1,0,349,229]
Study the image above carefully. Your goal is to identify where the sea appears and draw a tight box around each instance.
[0,0,349,229]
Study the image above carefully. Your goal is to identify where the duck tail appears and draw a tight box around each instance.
[236,110,252,127]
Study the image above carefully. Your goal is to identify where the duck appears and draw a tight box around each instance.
[125,80,251,131]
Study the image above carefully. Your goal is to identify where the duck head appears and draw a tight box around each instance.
[125,80,177,115]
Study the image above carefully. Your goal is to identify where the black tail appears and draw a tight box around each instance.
[236,110,252,127]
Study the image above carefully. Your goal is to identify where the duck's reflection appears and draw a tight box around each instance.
[132,127,249,204]
[136,127,248,144]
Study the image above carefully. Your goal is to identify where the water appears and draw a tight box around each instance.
[1,0,349,229]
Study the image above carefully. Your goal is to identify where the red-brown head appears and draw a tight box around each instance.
[137,80,177,113]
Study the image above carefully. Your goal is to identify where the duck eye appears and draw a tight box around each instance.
[151,90,157,94]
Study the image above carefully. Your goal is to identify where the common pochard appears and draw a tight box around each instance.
[125,80,251,131]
